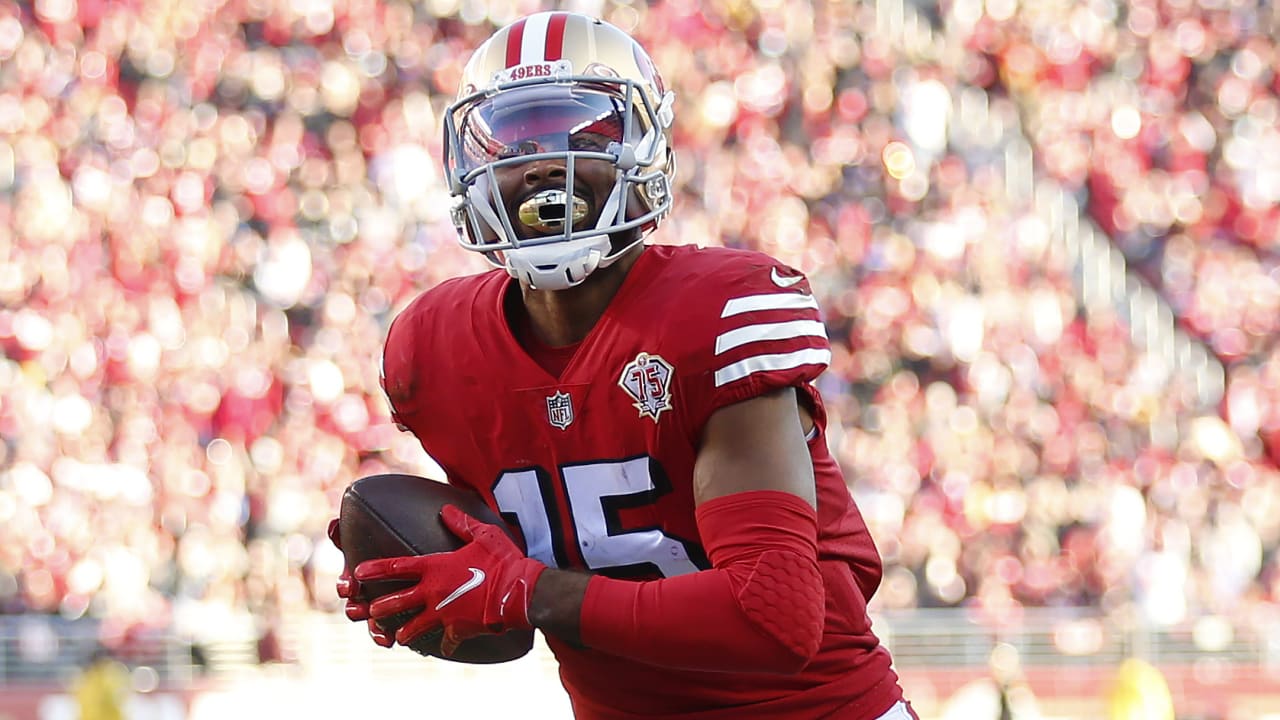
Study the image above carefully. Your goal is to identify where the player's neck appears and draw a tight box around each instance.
[518,245,644,347]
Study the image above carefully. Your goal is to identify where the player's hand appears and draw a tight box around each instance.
[328,519,370,620]
[328,518,393,648]
[355,505,545,656]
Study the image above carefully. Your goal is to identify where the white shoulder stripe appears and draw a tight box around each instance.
[715,320,828,355]
[721,292,818,318]
[714,348,832,387]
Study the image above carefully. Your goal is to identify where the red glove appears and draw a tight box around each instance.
[327,518,393,648]
[354,505,545,656]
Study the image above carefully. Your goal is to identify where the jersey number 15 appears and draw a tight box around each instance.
[492,456,706,579]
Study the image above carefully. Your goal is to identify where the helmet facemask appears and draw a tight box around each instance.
[443,74,674,291]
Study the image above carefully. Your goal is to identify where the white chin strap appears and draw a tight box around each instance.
[503,235,611,291]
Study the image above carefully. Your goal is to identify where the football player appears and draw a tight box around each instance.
[330,12,917,719]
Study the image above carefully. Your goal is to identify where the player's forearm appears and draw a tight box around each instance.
[527,568,590,647]
[529,491,825,674]
[528,564,807,672]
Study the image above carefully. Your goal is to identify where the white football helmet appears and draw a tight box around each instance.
[443,12,677,290]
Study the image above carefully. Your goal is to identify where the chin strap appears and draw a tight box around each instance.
[593,172,627,235]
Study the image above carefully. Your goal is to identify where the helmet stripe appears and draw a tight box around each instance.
[545,12,568,61]
[504,17,527,67]
[519,12,550,64]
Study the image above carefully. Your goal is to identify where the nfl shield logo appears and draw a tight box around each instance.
[546,390,574,430]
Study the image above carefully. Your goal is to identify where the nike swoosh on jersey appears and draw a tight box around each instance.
[435,568,486,610]
[770,267,804,287]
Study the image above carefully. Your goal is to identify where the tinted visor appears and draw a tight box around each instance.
[457,84,640,173]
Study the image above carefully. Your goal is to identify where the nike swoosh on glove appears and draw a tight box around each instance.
[328,518,394,648]
[355,505,546,656]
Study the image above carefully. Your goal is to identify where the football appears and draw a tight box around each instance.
[338,473,535,664]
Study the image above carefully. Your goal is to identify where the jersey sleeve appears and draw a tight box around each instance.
[673,253,831,435]
[380,293,430,437]
[378,277,500,494]
[380,294,478,491]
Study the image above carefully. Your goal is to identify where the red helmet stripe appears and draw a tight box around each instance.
[505,17,527,67]
[544,12,568,61]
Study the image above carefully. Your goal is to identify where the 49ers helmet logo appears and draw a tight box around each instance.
[618,353,674,422]
[492,59,573,85]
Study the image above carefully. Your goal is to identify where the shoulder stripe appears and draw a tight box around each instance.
[714,320,827,355]
[721,293,818,318]
[714,348,832,387]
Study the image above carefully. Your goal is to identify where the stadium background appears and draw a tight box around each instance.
[1,0,1279,717]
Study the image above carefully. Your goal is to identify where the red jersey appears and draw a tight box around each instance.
[381,244,904,719]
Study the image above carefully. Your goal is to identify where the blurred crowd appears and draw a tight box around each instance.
[990,0,1280,460]
[941,0,1280,631]
[1,0,1278,665]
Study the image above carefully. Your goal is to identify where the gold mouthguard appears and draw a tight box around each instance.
[517,190,589,232]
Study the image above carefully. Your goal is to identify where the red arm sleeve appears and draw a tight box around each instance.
[578,490,824,673]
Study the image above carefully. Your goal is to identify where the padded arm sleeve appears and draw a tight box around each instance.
[579,490,824,673]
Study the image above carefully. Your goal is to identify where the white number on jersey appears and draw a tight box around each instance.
[493,458,703,578]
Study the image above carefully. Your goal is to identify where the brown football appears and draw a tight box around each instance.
[338,473,534,663]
